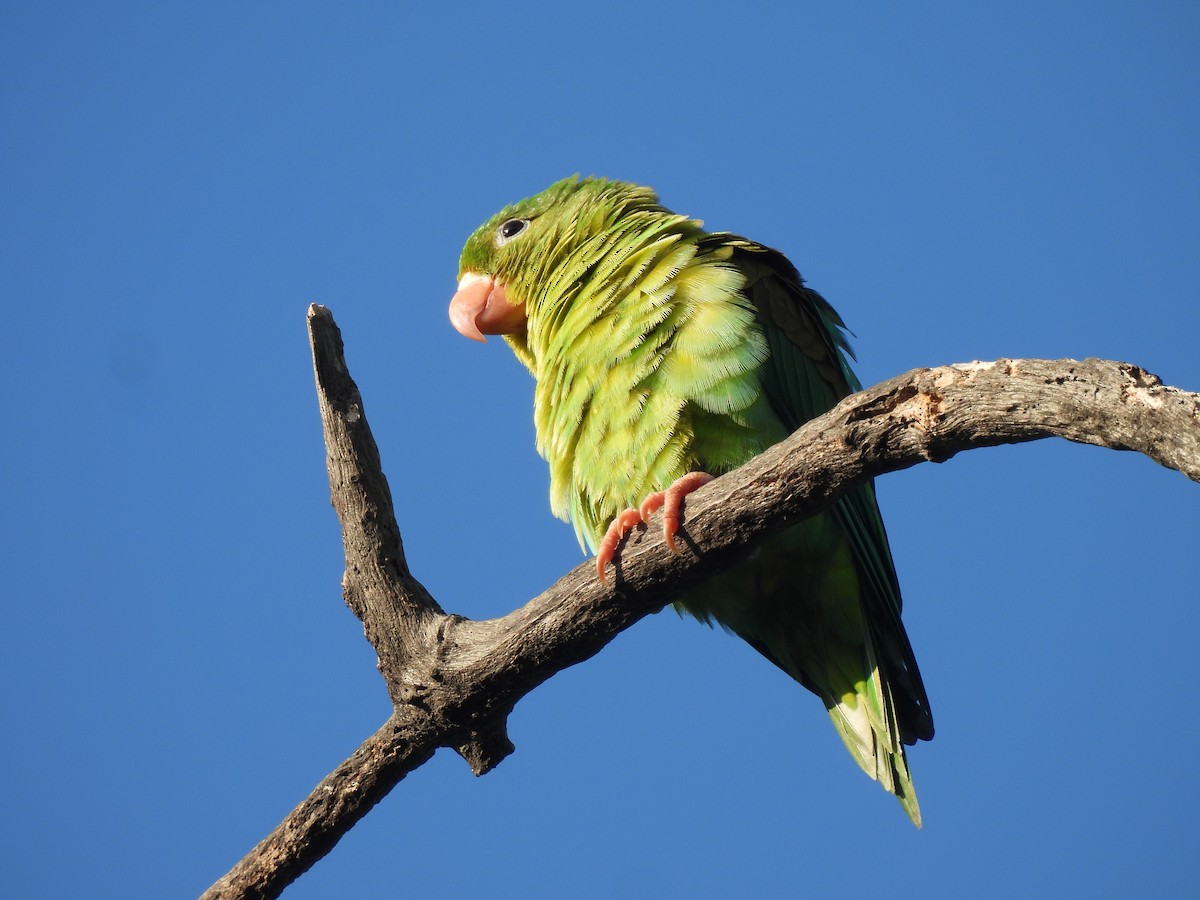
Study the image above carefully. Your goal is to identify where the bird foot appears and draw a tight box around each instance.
[596,471,715,583]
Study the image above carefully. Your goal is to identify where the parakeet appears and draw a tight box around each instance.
[449,176,933,825]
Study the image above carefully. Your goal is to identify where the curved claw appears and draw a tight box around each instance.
[596,472,717,583]
[650,472,714,553]
[596,507,645,583]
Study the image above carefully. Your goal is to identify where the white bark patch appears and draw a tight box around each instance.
[1123,383,1165,409]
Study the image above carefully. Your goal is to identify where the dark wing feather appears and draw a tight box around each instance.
[717,236,935,743]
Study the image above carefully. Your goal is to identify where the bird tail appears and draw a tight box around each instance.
[673,518,929,827]
[824,635,922,827]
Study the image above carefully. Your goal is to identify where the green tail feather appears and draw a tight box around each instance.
[827,682,922,827]
[677,513,927,827]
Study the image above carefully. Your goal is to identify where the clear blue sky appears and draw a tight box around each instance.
[3,2,1198,897]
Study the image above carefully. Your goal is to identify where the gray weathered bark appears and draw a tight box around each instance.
[201,305,1199,899]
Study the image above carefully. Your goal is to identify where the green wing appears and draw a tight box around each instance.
[737,240,933,743]
[693,237,933,822]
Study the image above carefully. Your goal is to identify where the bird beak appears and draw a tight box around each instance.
[449,273,526,342]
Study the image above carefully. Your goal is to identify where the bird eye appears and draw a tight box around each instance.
[495,218,530,246]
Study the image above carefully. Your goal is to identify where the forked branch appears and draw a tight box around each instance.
[201,306,1198,899]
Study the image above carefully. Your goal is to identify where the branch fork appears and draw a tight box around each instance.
[202,309,1199,899]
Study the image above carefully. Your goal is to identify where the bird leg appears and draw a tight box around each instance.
[596,471,715,582]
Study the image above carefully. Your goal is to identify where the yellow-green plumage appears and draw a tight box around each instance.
[457,176,933,824]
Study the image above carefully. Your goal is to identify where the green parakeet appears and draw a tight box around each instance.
[449,176,933,825]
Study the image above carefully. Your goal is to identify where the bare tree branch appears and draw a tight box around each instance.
[202,306,1199,899]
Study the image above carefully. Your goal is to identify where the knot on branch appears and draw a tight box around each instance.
[843,374,952,463]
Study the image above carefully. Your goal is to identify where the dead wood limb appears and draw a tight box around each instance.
[201,308,1199,899]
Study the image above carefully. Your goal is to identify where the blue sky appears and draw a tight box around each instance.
[3,2,1198,897]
